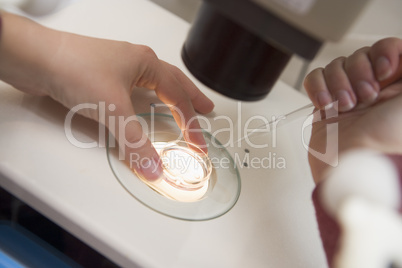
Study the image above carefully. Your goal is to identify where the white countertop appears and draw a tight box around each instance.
[0,0,327,267]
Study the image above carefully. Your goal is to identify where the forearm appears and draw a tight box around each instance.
[0,11,61,95]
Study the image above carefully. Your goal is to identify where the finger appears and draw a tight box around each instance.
[162,61,215,114]
[153,64,208,152]
[369,37,402,82]
[343,47,380,105]
[323,57,357,112]
[379,55,402,89]
[106,95,163,181]
[304,67,334,109]
[133,47,208,152]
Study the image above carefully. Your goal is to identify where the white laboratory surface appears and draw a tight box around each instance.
[0,0,327,267]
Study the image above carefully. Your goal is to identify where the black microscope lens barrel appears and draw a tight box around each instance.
[182,2,291,101]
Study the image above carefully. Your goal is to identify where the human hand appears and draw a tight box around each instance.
[0,12,214,181]
[304,37,402,183]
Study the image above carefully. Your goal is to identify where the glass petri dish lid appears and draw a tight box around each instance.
[106,113,241,221]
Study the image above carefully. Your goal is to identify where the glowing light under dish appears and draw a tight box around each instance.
[138,141,212,202]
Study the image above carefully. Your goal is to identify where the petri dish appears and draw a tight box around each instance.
[136,140,212,203]
[106,113,241,221]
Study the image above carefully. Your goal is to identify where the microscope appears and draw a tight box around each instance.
[182,0,371,101]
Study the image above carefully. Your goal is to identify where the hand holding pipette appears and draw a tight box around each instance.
[238,38,402,144]
[306,37,402,268]
[306,37,402,179]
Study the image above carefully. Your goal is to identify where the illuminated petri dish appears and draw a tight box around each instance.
[106,113,241,221]
[159,141,212,190]
[135,140,212,203]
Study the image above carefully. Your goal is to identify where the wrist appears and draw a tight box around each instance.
[0,11,61,96]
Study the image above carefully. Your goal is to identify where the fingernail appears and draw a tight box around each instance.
[138,155,163,181]
[376,56,392,81]
[356,81,378,103]
[336,90,355,112]
[316,91,333,109]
